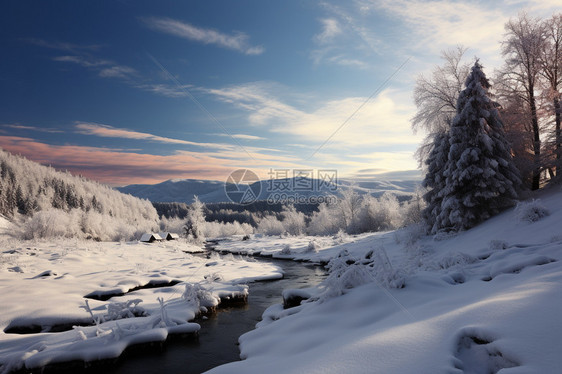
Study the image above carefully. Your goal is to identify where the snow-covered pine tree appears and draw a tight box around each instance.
[433,61,521,232]
[421,131,451,233]
[183,196,206,244]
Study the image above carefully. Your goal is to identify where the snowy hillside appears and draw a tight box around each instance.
[0,148,158,241]
[209,188,562,373]
[117,177,420,204]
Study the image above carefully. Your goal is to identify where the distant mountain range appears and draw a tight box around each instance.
[116,176,421,204]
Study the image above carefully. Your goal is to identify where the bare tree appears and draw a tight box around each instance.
[412,46,470,166]
[499,13,545,190]
[498,95,535,186]
[539,14,562,174]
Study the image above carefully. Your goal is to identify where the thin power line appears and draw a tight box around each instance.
[308,56,411,160]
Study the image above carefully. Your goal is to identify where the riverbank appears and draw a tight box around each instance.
[0,238,282,373]
[208,190,562,373]
[104,256,326,374]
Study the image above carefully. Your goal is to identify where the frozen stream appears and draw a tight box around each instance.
[104,253,326,374]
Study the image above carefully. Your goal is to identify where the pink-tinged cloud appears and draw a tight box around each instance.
[75,122,233,149]
[0,136,241,186]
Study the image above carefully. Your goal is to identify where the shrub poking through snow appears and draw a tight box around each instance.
[514,199,550,222]
[280,244,292,255]
[307,240,320,253]
[437,252,477,269]
[318,247,405,301]
[182,282,220,310]
[489,240,509,250]
[104,299,146,321]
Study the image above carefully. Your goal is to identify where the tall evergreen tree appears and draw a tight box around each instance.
[421,131,451,233]
[429,61,521,233]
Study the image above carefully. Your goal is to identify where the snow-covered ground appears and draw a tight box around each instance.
[209,188,562,373]
[2,188,562,373]
[0,237,282,373]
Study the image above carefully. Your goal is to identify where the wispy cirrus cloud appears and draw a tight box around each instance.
[24,38,103,52]
[3,124,63,133]
[75,122,234,149]
[141,17,264,55]
[310,10,373,69]
[53,55,112,67]
[214,133,265,140]
[369,0,507,56]
[314,18,342,44]
[54,55,137,80]
[135,83,191,98]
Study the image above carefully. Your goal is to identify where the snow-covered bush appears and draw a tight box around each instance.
[103,299,146,321]
[308,203,342,236]
[437,252,476,269]
[514,199,550,223]
[21,208,156,241]
[280,205,306,236]
[319,250,373,300]
[203,220,253,239]
[357,193,402,232]
[317,247,405,301]
[256,215,285,236]
[393,223,425,248]
[22,209,80,239]
[255,205,306,237]
[308,192,409,236]
[160,216,185,234]
[306,240,320,253]
[182,282,219,309]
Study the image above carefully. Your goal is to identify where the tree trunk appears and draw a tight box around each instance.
[529,83,541,190]
[555,97,561,165]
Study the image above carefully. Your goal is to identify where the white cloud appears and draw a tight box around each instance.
[141,17,264,55]
[136,83,191,98]
[2,124,63,133]
[53,55,112,68]
[74,122,287,167]
[215,133,266,140]
[75,122,233,149]
[326,55,369,69]
[205,82,422,151]
[25,38,102,52]
[53,55,136,79]
[98,66,137,79]
[314,18,342,43]
[373,0,507,56]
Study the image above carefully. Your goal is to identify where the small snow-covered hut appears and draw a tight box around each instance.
[158,232,179,241]
[140,233,163,243]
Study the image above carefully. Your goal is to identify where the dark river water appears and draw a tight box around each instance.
[104,254,326,374]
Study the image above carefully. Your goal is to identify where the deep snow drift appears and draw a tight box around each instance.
[210,189,562,373]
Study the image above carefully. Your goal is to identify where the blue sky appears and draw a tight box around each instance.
[0,0,559,186]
